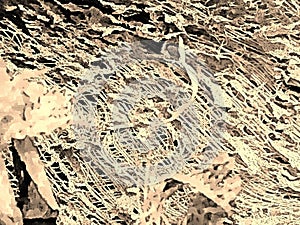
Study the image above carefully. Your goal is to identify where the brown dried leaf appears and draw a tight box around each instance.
[22,181,58,219]
[0,154,23,225]
[14,136,59,210]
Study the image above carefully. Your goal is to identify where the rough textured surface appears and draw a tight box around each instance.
[0,0,300,224]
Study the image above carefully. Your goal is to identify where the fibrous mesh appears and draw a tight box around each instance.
[72,40,226,187]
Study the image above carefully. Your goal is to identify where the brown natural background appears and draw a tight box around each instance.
[0,0,299,224]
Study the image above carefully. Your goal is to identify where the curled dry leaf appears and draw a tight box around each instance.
[0,58,71,221]
[23,180,59,219]
[14,136,59,211]
[0,154,23,225]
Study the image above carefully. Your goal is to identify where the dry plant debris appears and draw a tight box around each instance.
[0,0,299,224]
[0,151,23,225]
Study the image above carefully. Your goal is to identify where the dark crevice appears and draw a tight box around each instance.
[54,0,114,15]
[163,179,182,192]
[23,218,57,225]
[10,141,31,212]
[122,10,151,24]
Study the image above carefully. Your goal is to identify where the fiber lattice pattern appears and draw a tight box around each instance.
[72,40,224,187]
[0,0,299,224]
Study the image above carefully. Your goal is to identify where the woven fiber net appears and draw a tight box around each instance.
[0,0,299,224]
